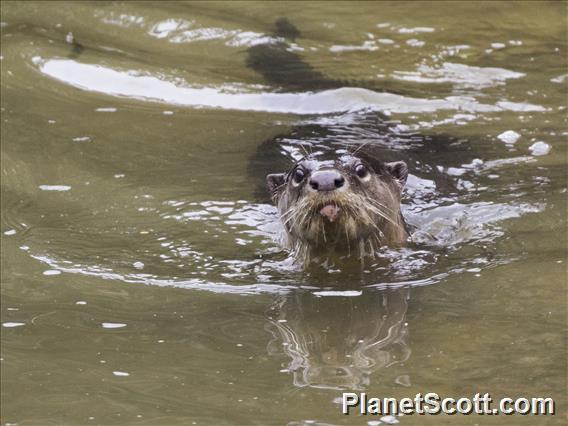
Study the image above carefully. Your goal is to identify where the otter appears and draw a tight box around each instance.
[249,18,469,264]
[266,151,409,264]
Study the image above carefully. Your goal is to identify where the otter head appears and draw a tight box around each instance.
[267,153,409,264]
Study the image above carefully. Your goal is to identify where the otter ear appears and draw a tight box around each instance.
[266,173,286,196]
[385,161,408,188]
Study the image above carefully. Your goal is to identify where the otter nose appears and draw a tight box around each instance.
[309,170,345,192]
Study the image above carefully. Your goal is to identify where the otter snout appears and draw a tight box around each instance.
[308,170,346,192]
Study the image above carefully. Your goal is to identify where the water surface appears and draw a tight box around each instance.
[1,2,567,425]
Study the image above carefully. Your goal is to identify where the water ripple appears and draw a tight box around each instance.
[37,58,546,115]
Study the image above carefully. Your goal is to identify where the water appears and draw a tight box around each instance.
[1,2,566,425]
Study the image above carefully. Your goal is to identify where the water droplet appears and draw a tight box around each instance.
[529,141,550,156]
[2,322,25,328]
[497,130,521,144]
[72,136,91,143]
[39,185,71,191]
[101,322,127,329]
[380,415,399,424]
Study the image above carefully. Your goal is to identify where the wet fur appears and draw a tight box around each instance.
[267,155,408,265]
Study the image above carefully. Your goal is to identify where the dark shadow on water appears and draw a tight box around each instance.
[245,18,405,94]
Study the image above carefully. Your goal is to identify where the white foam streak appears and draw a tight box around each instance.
[29,253,427,295]
[39,185,71,191]
[393,62,525,89]
[313,290,363,297]
[39,59,545,115]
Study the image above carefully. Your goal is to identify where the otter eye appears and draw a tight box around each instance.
[292,168,305,184]
[355,164,369,179]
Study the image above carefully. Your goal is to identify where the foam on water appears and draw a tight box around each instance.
[529,141,551,156]
[497,130,521,144]
[38,59,545,115]
[38,185,72,191]
[392,62,525,89]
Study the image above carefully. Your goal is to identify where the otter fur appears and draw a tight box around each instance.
[267,152,409,264]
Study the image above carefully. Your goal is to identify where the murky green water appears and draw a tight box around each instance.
[1,2,567,425]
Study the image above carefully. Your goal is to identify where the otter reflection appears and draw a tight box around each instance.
[266,287,410,390]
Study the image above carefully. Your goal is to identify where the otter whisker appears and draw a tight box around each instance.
[338,201,353,257]
[351,140,372,157]
[364,202,401,228]
[281,206,305,226]
[295,143,310,160]
[367,198,399,216]
[358,240,367,261]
